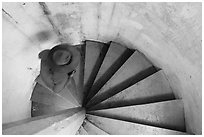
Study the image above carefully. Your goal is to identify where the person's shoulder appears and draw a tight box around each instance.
[38,50,50,60]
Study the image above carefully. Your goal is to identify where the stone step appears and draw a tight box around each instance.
[83,119,109,135]
[88,100,185,132]
[86,66,157,108]
[73,44,85,105]
[56,79,81,107]
[83,40,109,98]
[92,42,128,86]
[3,108,85,135]
[86,50,154,107]
[75,126,88,135]
[35,75,80,107]
[48,110,85,135]
[88,70,174,110]
[31,101,66,117]
[63,77,82,106]
[86,114,189,135]
[31,83,77,109]
[86,42,134,103]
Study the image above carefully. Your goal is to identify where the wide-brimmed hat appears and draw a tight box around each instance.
[52,49,72,65]
[47,43,80,73]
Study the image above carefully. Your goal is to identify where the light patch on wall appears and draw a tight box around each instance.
[80,3,99,40]
[121,20,143,30]
[53,13,82,44]
[141,34,158,48]
[180,5,198,19]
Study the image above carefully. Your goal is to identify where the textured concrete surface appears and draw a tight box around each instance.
[87,42,134,102]
[93,42,127,83]
[31,83,77,108]
[95,49,152,97]
[84,41,103,86]
[36,109,85,135]
[83,119,109,135]
[83,40,109,100]
[64,77,82,106]
[31,101,66,117]
[75,126,88,135]
[2,2,201,134]
[87,50,153,106]
[73,45,85,105]
[90,70,174,110]
[56,79,81,107]
[88,100,185,131]
[3,108,84,135]
[36,76,81,107]
[86,114,188,135]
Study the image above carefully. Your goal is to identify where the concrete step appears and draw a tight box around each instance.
[86,67,157,108]
[86,42,134,103]
[31,101,66,117]
[92,42,127,86]
[88,70,175,110]
[73,44,85,104]
[35,75,80,107]
[75,131,79,135]
[31,83,77,109]
[56,79,81,107]
[86,114,188,135]
[88,100,185,132]
[63,77,82,106]
[48,110,85,135]
[3,108,85,135]
[83,119,109,135]
[75,126,88,135]
[83,40,109,98]
[86,50,154,107]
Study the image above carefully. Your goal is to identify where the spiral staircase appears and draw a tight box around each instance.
[2,40,190,135]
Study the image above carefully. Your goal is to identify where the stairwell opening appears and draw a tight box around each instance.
[27,40,187,135]
[2,2,201,135]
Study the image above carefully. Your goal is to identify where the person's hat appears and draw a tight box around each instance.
[47,43,80,73]
[52,49,72,66]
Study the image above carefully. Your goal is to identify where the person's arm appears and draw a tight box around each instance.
[39,50,55,91]
[52,72,70,93]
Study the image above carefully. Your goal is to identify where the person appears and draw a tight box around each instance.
[36,43,80,93]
